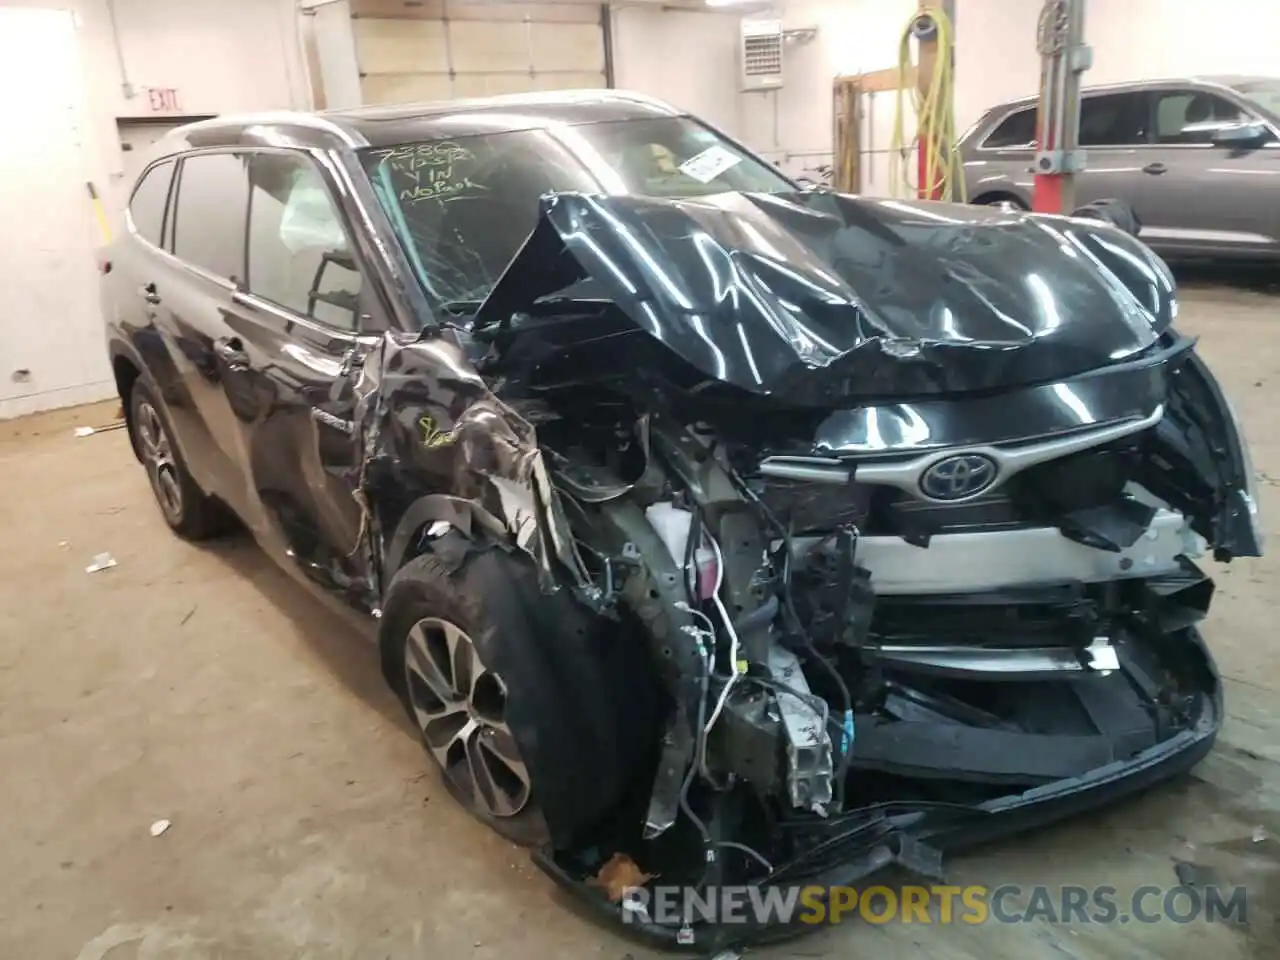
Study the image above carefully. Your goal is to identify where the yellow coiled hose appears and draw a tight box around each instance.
[890,6,965,202]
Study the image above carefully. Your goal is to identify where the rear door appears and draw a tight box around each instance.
[214,149,376,593]
[964,103,1037,206]
[1139,86,1280,255]
[144,150,255,513]
[1071,90,1153,209]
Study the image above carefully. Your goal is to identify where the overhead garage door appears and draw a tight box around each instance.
[351,0,608,105]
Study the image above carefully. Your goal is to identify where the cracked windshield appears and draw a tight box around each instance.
[359,116,792,310]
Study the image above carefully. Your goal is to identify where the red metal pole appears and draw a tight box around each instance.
[1031,0,1089,213]
[917,143,936,201]
[1032,83,1065,212]
[1032,174,1067,213]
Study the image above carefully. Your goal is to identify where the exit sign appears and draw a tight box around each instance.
[144,87,181,112]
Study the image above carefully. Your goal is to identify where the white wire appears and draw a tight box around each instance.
[702,534,742,740]
[677,590,720,781]
[676,601,718,654]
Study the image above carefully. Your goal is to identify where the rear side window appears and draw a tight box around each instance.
[172,152,250,282]
[982,107,1037,148]
[1079,92,1149,146]
[129,160,175,246]
[246,152,362,330]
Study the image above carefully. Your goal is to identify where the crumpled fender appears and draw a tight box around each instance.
[351,329,591,595]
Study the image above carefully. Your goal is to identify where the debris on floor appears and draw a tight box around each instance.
[149,819,171,838]
[1173,859,1221,888]
[74,421,128,439]
[587,853,655,902]
[85,553,117,574]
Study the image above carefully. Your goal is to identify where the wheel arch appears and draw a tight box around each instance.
[972,189,1031,209]
[109,344,144,461]
[379,527,665,849]
[377,494,509,697]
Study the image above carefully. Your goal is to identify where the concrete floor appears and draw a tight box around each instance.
[2,277,1278,960]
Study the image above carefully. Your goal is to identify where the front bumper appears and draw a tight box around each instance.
[532,628,1221,953]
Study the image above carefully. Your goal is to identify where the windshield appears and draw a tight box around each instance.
[359,116,793,309]
[1235,79,1280,119]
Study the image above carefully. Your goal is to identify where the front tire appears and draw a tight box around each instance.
[382,548,550,847]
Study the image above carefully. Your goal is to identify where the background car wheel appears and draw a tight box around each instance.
[128,381,232,541]
[382,550,551,847]
[972,192,1029,210]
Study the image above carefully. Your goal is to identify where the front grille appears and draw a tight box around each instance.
[877,490,1023,536]
[863,438,1147,538]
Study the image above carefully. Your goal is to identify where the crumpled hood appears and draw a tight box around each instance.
[473,190,1177,404]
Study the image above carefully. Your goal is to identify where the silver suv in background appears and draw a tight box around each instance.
[958,76,1280,260]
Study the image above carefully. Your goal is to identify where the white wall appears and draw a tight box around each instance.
[0,0,310,417]
[0,7,108,418]
[309,0,362,110]
[610,5,745,138]
[739,0,915,184]
[1,0,308,211]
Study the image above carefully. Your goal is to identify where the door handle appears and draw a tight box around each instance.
[140,282,162,305]
[340,344,368,377]
[213,336,250,371]
[1142,162,1168,175]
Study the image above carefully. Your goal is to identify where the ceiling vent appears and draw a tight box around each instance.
[740,18,784,91]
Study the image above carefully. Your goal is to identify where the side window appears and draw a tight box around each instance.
[982,107,1037,149]
[128,160,175,247]
[1079,92,1149,147]
[1153,90,1257,144]
[172,153,250,282]
[246,152,362,331]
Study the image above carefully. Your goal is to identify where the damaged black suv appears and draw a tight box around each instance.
[102,90,1263,951]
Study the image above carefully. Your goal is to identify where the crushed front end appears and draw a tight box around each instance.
[520,356,1244,951]
[366,191,1263,952]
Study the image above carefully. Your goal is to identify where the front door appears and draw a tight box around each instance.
[215,149,374,596]
[1136,87,1280,256]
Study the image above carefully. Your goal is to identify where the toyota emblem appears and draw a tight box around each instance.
[919,454,998,501]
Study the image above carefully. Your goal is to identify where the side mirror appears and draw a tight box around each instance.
[1209,121,1269,146]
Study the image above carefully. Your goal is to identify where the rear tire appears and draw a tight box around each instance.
[382,546,551,847]
[128,381,232,541]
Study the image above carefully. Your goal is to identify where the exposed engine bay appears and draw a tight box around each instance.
[351,191,1263,951]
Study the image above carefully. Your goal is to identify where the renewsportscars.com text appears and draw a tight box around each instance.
[620,883,1249,927]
